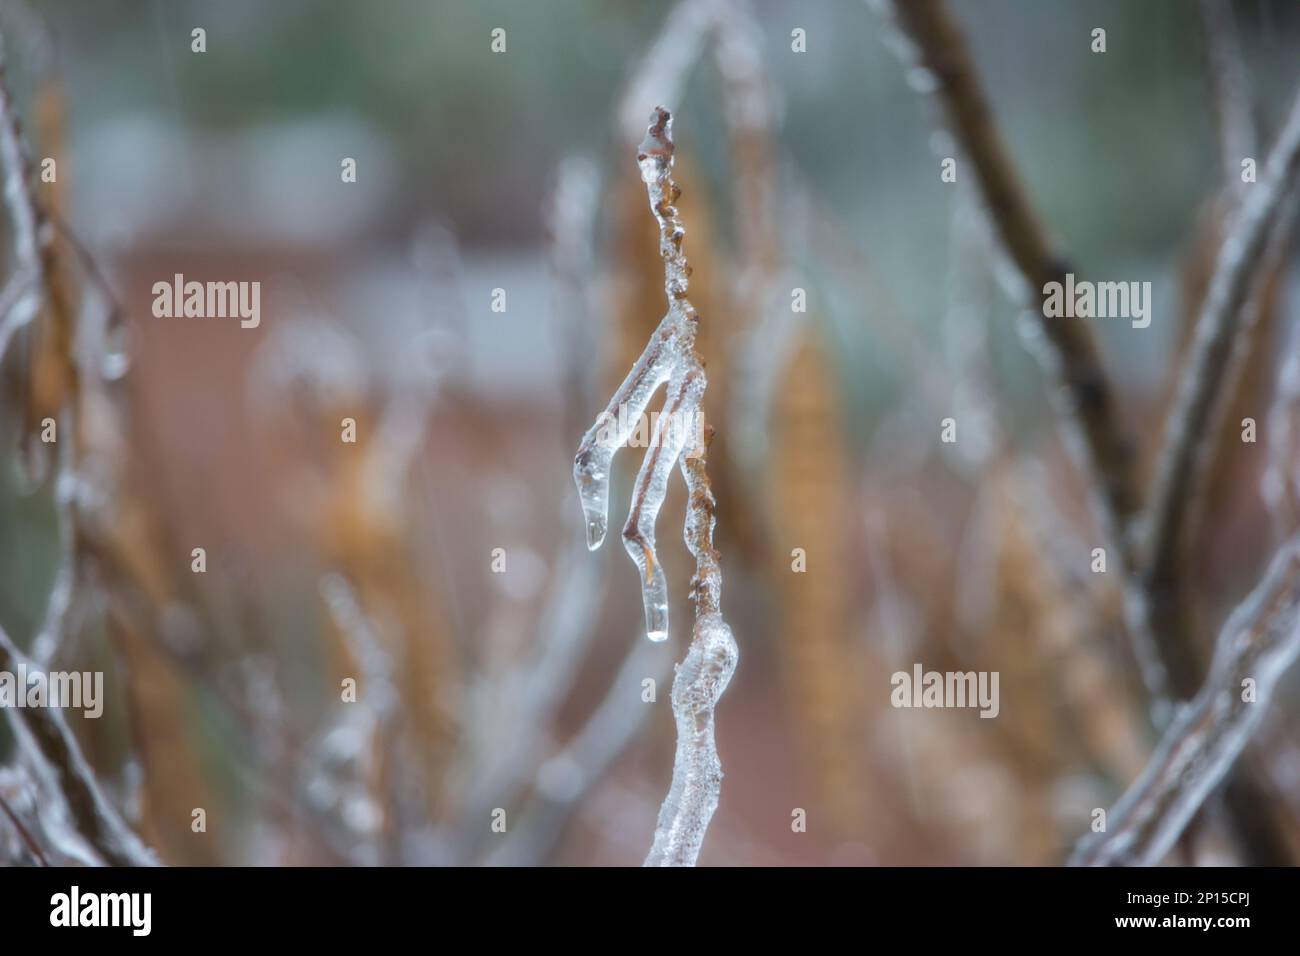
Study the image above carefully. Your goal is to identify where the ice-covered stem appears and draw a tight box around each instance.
[573,107,706,642]
[1142,84,1300,697]
[1071,539,1300,866]
[0,626,156,867]
[573,107,737,863]
[645,427,738,866]
[637,106,696,318]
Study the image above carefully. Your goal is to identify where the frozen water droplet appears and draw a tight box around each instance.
[575,446,612,550]
[626,531,670,642]
[585,512,606,550]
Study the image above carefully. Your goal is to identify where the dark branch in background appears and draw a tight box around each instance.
[874,0,1143,593]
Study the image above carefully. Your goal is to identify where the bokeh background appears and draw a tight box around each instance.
[2,0,1300,865]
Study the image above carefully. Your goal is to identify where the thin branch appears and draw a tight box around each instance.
[574,107,737,865]
[1071,538,1300,866]
[874,0,1142,586]
[644,425,738,866]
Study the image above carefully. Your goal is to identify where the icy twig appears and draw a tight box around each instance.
[573,107,737,864]
[574,107,708,643]
[1071,539,1300,866]
[1141,84,1300,696]
[0,625,156,866]
[644,426,738,866]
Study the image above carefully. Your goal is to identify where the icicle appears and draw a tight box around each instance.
[572,106,702,640]
[622,367,704,640]
[573,323,677,552]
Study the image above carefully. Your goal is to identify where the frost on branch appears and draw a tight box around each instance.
[572,107,737,865]
[1070,538,1300,866]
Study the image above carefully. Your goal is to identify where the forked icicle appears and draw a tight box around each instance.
[573,107,704,643]
[572,107,737,865]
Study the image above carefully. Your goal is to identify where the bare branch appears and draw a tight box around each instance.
[574,106,737,865]
[874,0,1142,583]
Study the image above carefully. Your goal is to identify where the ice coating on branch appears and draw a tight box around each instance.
[572,106,702,641]
[645,611,737,866]
[642,424,735,864]
[571,106,736,864]
[622,368,704,640]
[573,322,677,551]
[1071,539,1300,866]
[637,108,694,307]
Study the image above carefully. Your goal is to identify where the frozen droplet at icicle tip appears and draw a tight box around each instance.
[573,448,611,550]
[624,533,670,642]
